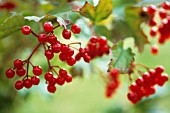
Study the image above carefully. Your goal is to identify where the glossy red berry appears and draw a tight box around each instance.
[44,22,53,32]
[59,68,67,78]
[47,84,56,93]
[6,68,15,78]
[161,1,170,10]
[109,68,119,79]
[159,9,167,19]
[155,66,164,74]
[33,66,42,76]
[14,59,23,69]
[44,72,53,82]
[90,36,98,43]
[98,36,107,45]
[56,76,65,85]
[150,28,157,37]
[151,45,158,55]
[44,50,54,60]
[15,80,24,90]
[147,5,157,15]
[38,34,47,43]
[23,79,32,89]
[52,43,61,53]
[48,34,57,44]
[31,76,40,85]
[16,67,26,77]
[83,53,91,63]
[66,57,76,66]
[65,74,72,83]
[21,25,31,35]
[71,24,81,34]
[62,29,71,39]
[59,52,67,61]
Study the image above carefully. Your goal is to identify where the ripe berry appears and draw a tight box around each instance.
[98,36,107,45]
[21,25,31,35]
[83,53,91,63]
[127,92,139,104]
[65,74,72,83]
[159,9,167,19]
[90,36,98,43]
[16,67,26,77]
[59,53,68,61]
[62,29,71,39]
[44,22,53,32]
[71,24,81,34]
[147,5,157,15]
[23,79,32,89]
[33,66,42,76]
[59,68,67,78]
[151,45,158,55]
[47,84,56,93]
[66,57,76,66]
[15,80,24,90]
[14,59,23,69]
[44,72,53,82]
[52,43,61,53]
[109,68,119,79]
[56,76,65,85]
[44,50,54,60]
[38,34,47,43]
[155,66,164,74]
[6,68,15,78]
[161,1,170,10]
[31,76,40,85]
[48,34,58,44]
[150,28,157,37]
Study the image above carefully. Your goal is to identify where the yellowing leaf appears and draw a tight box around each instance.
[79,0,113,23]
[95,0,113,22]
[79,1,95,21]
[125,6,150,52]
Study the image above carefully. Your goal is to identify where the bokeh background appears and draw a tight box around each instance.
[1,0,170,113]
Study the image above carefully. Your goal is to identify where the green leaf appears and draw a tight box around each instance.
[94,25,112,39]
[108,41,135,74]
[95,0,112,22]
[79,1,96,21]
[0,15,25,39]
[125,6,150,52]
[79,0,112,23]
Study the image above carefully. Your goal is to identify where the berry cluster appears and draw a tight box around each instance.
[105,68,120,98]
[143,2,170,54]
[5,21,82,93]
[127,66,168,104]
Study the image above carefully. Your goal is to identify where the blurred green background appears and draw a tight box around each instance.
[1,0,170,113]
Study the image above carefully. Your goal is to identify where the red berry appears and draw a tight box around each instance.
[129,83,140,92]
[159,9,167,19]
[47,34,57,44]
[38,34,47,43]
[109,68,119,79]
[44,50,54,60]
[150,28,157,37]
[149,18,157,26]
[75,53,82,61]
[68,48,74,57]
[56,76,65,85]
[16,67,26,77]
[62,29,71,39]
[60,44,69,53]
[33,66,42,76]
[71,24,81,34]
[15,80,24,90]
[6,68,15,78]
[161,1,170,10]
[90,36,98,43]
[98,36,107,45]
[151,45,158,55]
[59,68,67,78]
[21,25,31,35]
[31,76,40,85]
[135,77,144,86]
[47,84,56,93]
[66,57,76,66]
[44,72,54,82]
[52,43,61,53]
[127,92,140,104]
[83,53,91,63]
[59,52,68,61]
[65,74,72,83]
[14,59,23,69]
[147,5,157,15]
[44,22,53,32]
[155,65,164,74]
[23,79,32,89]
